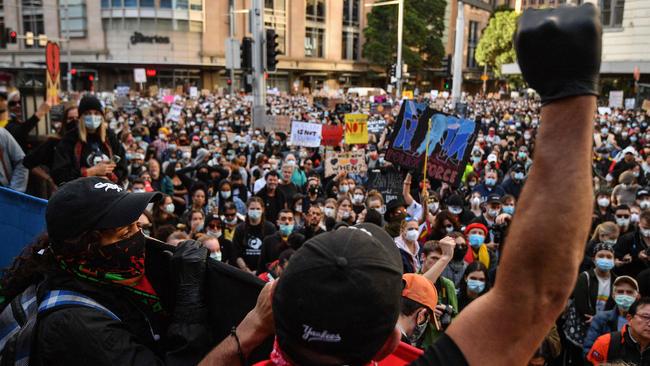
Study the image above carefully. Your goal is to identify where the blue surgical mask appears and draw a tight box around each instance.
[615,294,636,311]
[514,172,525,180]
[279,224,294,236]
[469,234,485,248]
[467,279,485,294]
[84,115,103,131]
[502,205,515,215]
[595,258,614,272]
[485,178,497,186]
[210,251,223,261]
[249,209,263,220]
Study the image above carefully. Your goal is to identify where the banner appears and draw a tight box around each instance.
[262,115,291,133]
[609,90,624,108]
[321,124,343,146]
[290,121,322,147]
[368,118,387,136]
[344,113,369,144]
[385,101,478,186]
[325,150,368,177]
[367,169,403,204]
[45,42,61,105]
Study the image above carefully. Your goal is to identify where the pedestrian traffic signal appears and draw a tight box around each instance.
[227,79,232,86]
[242,73,252,93]
[8,30,17,44]
[70,68,77,75]
[266,29,280,72]
[443,79,450,90]
[240,37,252,70]
[88,75,94,82]
[441,55,452,77]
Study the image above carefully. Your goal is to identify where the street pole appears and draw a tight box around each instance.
[251,0,266,128]
[451,0,464,105]
[396,0,404,100]
[65,0,72,92]
[229,0,235,96]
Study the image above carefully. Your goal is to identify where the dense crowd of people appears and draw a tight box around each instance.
[0,5,648,364]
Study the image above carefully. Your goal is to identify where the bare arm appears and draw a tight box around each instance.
[446,96,595,365]
[403,173,414,206]
[421,236,454,284]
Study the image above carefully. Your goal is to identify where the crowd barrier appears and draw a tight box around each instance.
[0,187,47,269]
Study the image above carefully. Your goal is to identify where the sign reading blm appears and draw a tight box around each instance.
[385,101,478,187]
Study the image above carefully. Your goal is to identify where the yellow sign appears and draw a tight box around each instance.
[344,113,369,144]
[402,90,414,100]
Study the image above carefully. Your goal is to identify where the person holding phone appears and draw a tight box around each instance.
[52,94,127,185]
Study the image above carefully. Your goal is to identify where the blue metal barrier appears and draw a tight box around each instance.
[0,187,47,269]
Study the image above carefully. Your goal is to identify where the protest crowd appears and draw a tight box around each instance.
[0,5,648,366]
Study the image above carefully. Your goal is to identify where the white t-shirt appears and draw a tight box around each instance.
[596,275,611,312]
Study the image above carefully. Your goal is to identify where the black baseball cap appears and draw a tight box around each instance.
[638,189,650,199]
[46,177,161,243]
[273,223,403,365]
[487,193,502,204]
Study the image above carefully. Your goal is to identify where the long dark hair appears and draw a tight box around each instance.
[0,230,102,302]
[458,261,490,297]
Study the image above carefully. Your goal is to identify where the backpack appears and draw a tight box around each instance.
[0,284,120,365]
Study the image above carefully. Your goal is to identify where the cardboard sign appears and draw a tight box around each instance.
[325,150,368,177]
[262,115,291,133]
[367,169,403,204]
[190,86,199,98]
[344,113,369,144]
[45,42,61,105]
[385,101,478,187]
[609,90,624,108]
[163,95,175,104]
[625,98,636,110]
[166,104,183,122]
[290,121,322,147]
[321,125,344,146]
[335,103,353,114]
[402,90,414,100]
[643,100,650,111]
[598,107,612,115]
[134,68,147,83]
[368,118,387,136]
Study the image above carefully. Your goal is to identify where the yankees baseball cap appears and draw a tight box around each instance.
[273,223,403,365]
[46,177,161,243]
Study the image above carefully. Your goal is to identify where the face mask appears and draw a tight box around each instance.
[640,201,650,210]
[467,279,486,294]
[615,294,636,311]
[642,228,650,238]
[279,224,294,236]
[428,202,439,213]
[324,207,336,218]
[601,128,609,135]
[488,209,500,218]
[485,178,497,187]
[595,258,614,272]
[469,234,485,248]
[210,251,223,261]
[133,188,145,193]
[468,181,477,188]
[631,213,640,223]
[285,160,296,167]
[405,229,419,242]
[165,203,175,214]
[514,172,525,180]
[207,229,222,238]
[502,205,515,215]
[472,156,481,164]
[295,205,303,213]
[524,133,532,140]
[373,206,386,215]
[449,206,462,215]
[353,194,365,204]
[616,217,630,227]
[86,230,146,280]
[470,197,481,206]
[597,198,610,208]
[220,190,232,199]
[249,209,263,220]
[445,225,454,233]
[340,185,350,193]
[224,217,238,225]
[84,115,103,131]
[409,313,429,343]
[309,186,319,195]
[518,152,527,160]
[453,246,468,261]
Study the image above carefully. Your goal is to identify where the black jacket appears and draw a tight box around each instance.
[51,127,127,185]
[615,229,650,278]
[6,114,40,151]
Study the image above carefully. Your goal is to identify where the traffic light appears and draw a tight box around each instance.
[441,55,452,77]
[8,29,17,44]
[1,28,16,48]
[70,68,77,76]
[389,64,397,83]
[265,29,280,72]
[242,73,252,93]
[443,79,450,90]
[240,37,252,70]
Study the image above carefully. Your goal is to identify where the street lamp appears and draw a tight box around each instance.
[365,0,404,99]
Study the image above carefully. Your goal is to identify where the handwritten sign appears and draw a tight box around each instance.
[290,121,322,147]
[609,90,624,108]
[367,169,403,204]
[321,125,344,146]
[166,104,183,122]
[386,101,478,186]
[325,150,368,177]
[625,98,636,110]
[368,118,387,136]
[262,115,291,133]
[344,114,369,144]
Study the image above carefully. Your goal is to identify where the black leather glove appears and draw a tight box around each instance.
[514,4,602,104]
[170,239,208,323]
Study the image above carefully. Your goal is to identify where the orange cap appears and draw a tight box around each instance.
[401,274,438,313]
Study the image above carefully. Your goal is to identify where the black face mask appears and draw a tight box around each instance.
[309,186,319,195]
[85,230,146,280]
[197,171,210,182]
[453,246,468,261]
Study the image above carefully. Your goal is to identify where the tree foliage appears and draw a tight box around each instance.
[363,0,446,77]
[475,10,518,77]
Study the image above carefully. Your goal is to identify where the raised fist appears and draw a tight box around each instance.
[514,4,602,104]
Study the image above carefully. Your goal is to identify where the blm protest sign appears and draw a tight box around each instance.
[290,121,322,147]
[367,169,403,204]
[325,150,368,177]
[385,100,478,186]
[321,125,344,146]
[368,118,387,136]
[344,114,369,144]
[262,115,291,133]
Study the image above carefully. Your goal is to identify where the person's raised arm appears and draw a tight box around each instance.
[445,5,601,366]
[421,236,455,284]
[403,172,415,206]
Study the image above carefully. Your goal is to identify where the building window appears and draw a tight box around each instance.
[101,0,110,8]
[124,0,136,7]
[111,0,121,7]
[342,31,359,60]
[305,27,324,58]
[189,0,202,11]
[160,0,173,8]
[538,0,544,4]
[189,20,202,32]
[59,0,87,38]
[265,0,287,54]
[176,0,189,9]
[343,0,360,27]
[140,0,154,6]
[305,0,325,23]
[601,0,624,27]
[22,0,44,48]
[467,21,479,68]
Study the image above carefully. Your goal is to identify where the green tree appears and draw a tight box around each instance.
[363,0,446,81]
[475,10,518,77]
